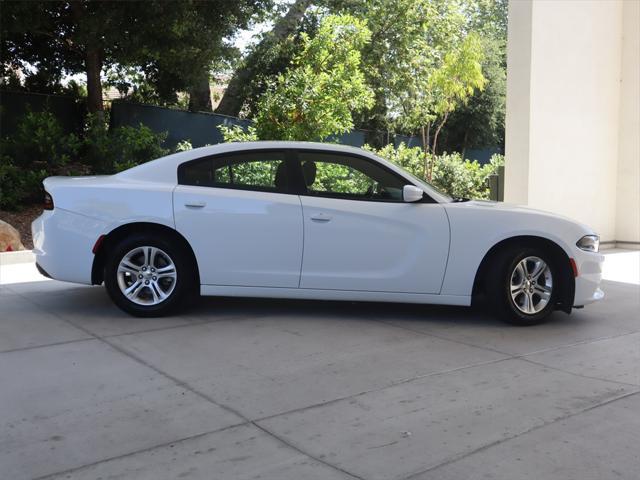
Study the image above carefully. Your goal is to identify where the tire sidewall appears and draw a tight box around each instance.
[104,234,192,317]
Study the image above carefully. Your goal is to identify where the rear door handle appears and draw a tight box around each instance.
[310,213,332,222]
[185,201,206,208]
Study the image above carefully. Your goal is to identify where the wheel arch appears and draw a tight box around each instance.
[91,222,200,287]
[471,235,575,313]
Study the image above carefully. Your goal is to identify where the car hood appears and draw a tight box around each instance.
[445,199,597,237]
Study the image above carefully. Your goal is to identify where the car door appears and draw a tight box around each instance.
[297,150,450,294]
[173,149,303,288]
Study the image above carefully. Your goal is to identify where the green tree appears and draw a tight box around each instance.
[439,0,507,154]
[215,0,314,117]
[1,1,269,113]
[251,13,373,141]
[438,36,505,155]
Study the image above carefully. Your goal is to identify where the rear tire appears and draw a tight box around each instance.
[104,234,194,317]
[488,246,559,326]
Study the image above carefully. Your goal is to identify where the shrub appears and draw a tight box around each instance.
[174,140,193,152]
[487,153,504,174]
[0,110,80,209]
[363,143,427,179]
[219,124,258,143]
[367,143,499,200]
[4,110,80,168]
[82,113,169,173]
[110,124,169,172]
[0,155,47,209]
[1,110,171,209]
[431,153,490,199]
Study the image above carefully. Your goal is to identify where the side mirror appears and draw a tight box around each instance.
[403,185,424,203]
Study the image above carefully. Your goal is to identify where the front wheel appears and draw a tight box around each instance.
[489,247,559,325]
[104,235,194,317]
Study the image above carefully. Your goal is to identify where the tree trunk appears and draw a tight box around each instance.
[215,0,312,117]
[461,130,469,160]
[188,70,212,112]
[432,112,449,156]
[420,126,428,179]
[85,47,103,115]
[70,1,102,116]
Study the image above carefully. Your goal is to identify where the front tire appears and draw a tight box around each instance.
[489,247,559,325]
[104,234,194,317]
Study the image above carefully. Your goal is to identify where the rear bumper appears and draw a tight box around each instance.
[572,249,605,306]
[32,209,107,285]
[35,262,52,279]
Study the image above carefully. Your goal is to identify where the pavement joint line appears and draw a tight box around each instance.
[252,356,514,425]
[401,389,640,480]
[81,336,367,480]
[12,289,366,480]
[513,329,640,357]
[517,356,640,388]
[31,422,250,480]
[8,286,639,479]
[374,318,640,388]
[373,318,515,357]
[0,336,96,355]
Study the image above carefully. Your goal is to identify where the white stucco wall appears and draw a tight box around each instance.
[505,0,639,244]
[616,0,640,243]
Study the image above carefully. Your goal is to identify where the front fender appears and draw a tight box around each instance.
[440,202,592,296]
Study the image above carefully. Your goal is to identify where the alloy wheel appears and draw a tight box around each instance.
[116,246,177,306]
[509,256,553,315]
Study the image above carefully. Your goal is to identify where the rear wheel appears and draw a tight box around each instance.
[104,235,194,317]
[489,247,559,325]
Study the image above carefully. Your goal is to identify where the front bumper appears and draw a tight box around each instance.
[572,248,605,306]
[32,209,107,285]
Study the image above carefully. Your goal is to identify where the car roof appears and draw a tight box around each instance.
[116,141,450,203]
[117,141,380,182]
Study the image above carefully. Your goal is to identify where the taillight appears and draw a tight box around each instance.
[44,191,54,210]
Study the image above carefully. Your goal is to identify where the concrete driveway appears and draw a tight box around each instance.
[1,273,639,479]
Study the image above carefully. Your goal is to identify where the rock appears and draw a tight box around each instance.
[0,219,25,252]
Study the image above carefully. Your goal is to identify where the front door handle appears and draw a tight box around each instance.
[310,213,332,222]
[185,201,206,208]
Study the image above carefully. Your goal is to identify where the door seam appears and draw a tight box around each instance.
[297,195,305,288]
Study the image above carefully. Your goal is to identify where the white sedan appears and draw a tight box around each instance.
[32,141,604,324]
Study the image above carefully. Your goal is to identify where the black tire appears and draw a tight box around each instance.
[104,233,195,317]
[488,246,560,326]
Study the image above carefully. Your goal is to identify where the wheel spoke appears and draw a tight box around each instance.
[516,260,527,279]
[157,271,176,280]
[530,260,546,280]
[150,281,167,302]
[124,280,143,299]
[534,285,552,301]
[149,247,158,268]
[118,260,140,275]
[156,264,176,274]
[528,292,537,313]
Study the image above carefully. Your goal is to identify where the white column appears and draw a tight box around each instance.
[505,0,639,244]
[616,0,640,244]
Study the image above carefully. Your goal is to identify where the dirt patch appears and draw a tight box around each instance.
[0,205,43,250]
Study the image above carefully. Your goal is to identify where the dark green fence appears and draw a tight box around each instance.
[110,101,368,149]
[0,90,85,136]
[1,92,501,162]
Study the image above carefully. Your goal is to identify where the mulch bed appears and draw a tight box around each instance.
[0,205,44,250]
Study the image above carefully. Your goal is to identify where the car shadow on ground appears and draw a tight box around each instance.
[7,279,633,332]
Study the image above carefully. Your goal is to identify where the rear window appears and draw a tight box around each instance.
[178,151,289,192]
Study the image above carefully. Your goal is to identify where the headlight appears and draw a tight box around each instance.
[576,235,599,252]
